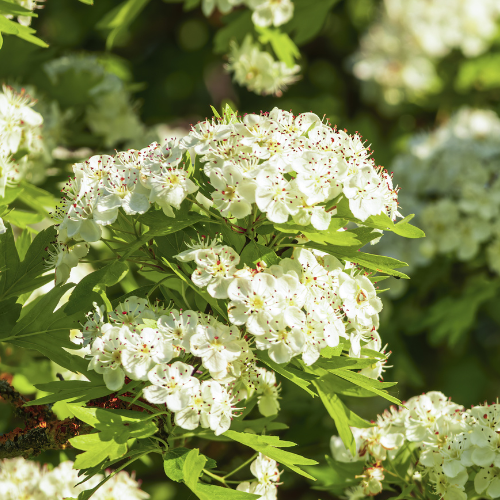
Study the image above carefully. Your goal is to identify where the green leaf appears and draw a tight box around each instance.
[122,212,208,258]
[256,351,317,397]
[255,26,300,67]
[240,241,280,268]
[422,277,499,347]
[97,0,151,49]
[455,52,500,92]
[213,10,253,54]
[313,376,372,455]
[15,229,31,260]
[68,405,157,468]
[70,432,128,469]
[230,416,288,434]
[78,0,94,4]
[282,0,339,45]
[64,261,129,315]
[329,370,401,405]
[0,224,56,302]
[3,210,44,229]
[19,182,56,215]
[393,215,425,239]
[0,297,22,339]
[305,241,409,278]
[164,447,217,483]
[27,380,114,406]
[0,186,23,205]
[224,430,318,480]
[0,0,37,16]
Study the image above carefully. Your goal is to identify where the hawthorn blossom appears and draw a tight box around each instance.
[88,327,127,391]
[190,322,248,378]
[120,327,174,381]
[227,273,285,336]
[143,361,199,411]
[192,245,240,299]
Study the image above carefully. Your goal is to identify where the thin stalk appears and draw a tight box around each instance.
[223,453,258,480]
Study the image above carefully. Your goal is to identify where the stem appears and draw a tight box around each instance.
[150,436,169,451]
[101,239,122,258]
[223,453,258,480]
[203,469,228,487]
[147,275,174,298]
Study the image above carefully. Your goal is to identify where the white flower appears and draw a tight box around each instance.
[143,361,199,411]
[293,152,347,205]
[174,383,210,431]
[252,367,281,417]
[174,234,223,262]
[284,307,340,365]
[227,273,285,335]
[61,191,103,242]
[251,453,280,486]
[247,0,294,28]
[405,391,462,443]
[157,309,198,354]
[190,322,248,378]
[210,164,257,219]
[120,327,174,381]
[88,327,127,391]
[146,165,198,217]
[237,481,275,500]
[109,296,156,327]
[255,165,301,223]
[343,167,385,221]
[96,168,150,221]
[339,274,382,328]
[201,0,241,17]
[256,314,305,364]
[226,36,300,96]
[191,245,240,299]
[202,380,238,435]
[474,466,500,499]
[180,119,232,155]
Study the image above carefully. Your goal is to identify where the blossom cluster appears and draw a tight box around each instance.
[372,107,500,284]
[226,35,301,96]
[0,457,148,500]
[331,391,500,500]
[51,107,399,281]
[0,84,46,197]
[75,296,281,435]
[183,242,385,365]
[43,54,149,149]
[236,453,281,500]
[352,0,500,105]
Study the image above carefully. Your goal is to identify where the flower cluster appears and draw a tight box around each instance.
[0,457,148,500]
[0,84,46,197]
[371,107,500,284]
[330,391,500,500]
[76,296,282,435]
[200,0,294,28]
[236,453,281,500]
[351,0,500,105]
[183,242,385,364]
[43,54,148,149]
[226,36,301,96]
[51,107,399,281]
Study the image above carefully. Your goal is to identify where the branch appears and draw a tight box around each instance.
[0,417,91,459]
[0,379,55,424]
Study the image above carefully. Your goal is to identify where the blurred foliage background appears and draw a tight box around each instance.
[1,0,500,498]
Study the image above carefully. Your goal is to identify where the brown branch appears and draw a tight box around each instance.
[0,379,55,424]
[0,417,91,459]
